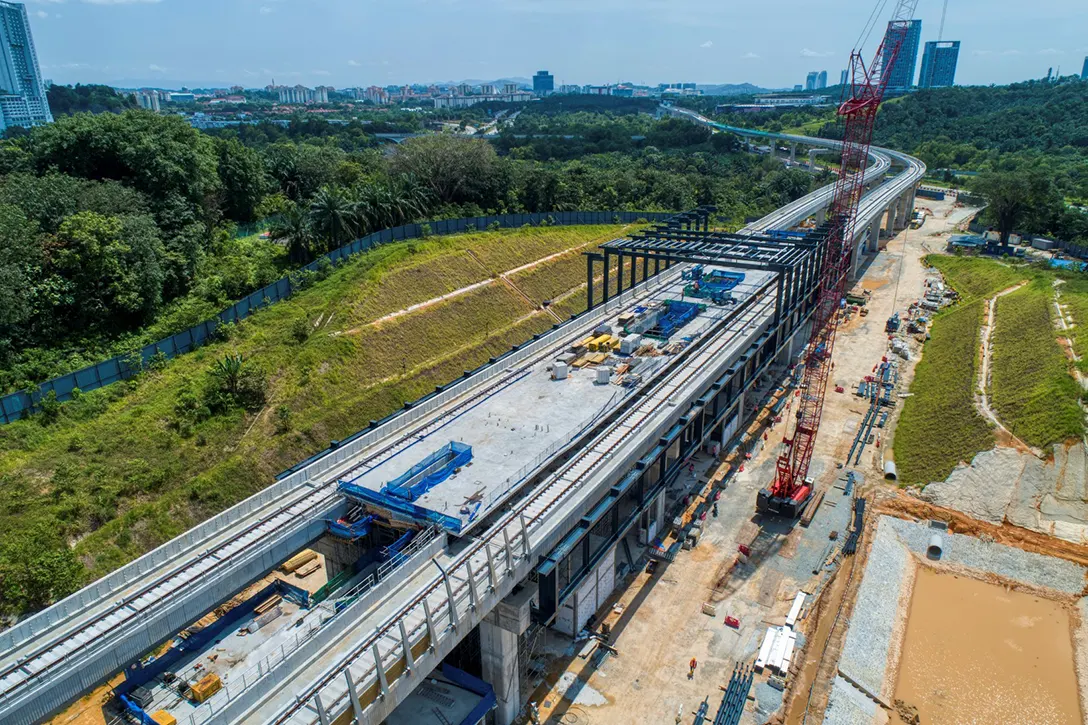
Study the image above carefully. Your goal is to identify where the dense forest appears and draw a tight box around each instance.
[0,101,818,397]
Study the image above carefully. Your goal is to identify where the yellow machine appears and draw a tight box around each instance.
[188,673,223,703]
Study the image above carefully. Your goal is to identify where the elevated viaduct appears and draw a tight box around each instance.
[0,128,924,725]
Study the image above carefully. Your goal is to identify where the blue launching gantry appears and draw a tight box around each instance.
[337,441,473,533]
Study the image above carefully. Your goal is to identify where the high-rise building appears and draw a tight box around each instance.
[0,2,52,131]
[1082,56,1088,80]
[817,70,828,89]
[881,18,922,89]
[135,91,160,112]
[533,70,554,95]
[805,71,818,91]
[840,69,849,86]
[918,40,960,88]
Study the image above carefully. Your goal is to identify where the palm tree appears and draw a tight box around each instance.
[268,203,314,264]
[309,185,358,251]
[212,354,245,398]
[351,176,433,236]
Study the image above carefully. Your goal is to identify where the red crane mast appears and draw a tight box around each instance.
[758,0,920,517]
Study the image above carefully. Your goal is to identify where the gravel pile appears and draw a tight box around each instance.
[752,681,783,718]
[822,676,878,725]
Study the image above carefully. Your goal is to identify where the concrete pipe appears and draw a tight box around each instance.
[927,534,943,560]
[884,461,897,481]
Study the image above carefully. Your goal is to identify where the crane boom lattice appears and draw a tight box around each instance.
[758,0,920,517]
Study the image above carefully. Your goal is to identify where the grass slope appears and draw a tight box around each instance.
[895,300,994,486]
[926,254,1029,301]
[991,281,1084,448]
[0,223,628,614]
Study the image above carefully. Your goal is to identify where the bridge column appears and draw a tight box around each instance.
[815,207,826,226]
[898,192,913,229]
[480,589,532,725]
[869,216,882,253]
[884,203,897,236]
[790,143,797,164]
[808,148,819,170]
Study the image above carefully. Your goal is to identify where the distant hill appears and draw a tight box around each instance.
[697,83,766,96]
[47,84,137,116]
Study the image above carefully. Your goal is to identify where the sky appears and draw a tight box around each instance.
[25,0,1088,90]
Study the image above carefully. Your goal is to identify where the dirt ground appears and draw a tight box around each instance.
[520,199,976,725]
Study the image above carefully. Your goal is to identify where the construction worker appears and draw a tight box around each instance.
[712,502,719,518]
[689,657,698,679]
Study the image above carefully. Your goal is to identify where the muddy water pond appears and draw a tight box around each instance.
[893,567,1082,724]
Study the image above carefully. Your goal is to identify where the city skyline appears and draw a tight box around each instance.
[23,0,1088,90]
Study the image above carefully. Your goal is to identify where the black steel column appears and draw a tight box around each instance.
[616,251,624,297]
[586,254,595,310]
[774,268,784,326]
[642,252,649,284]
[603,251,611,305]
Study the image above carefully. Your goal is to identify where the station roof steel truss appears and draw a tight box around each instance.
[601,226,826,272]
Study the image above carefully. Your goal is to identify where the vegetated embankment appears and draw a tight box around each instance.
[0,224,627,618]
[991,280,1084,449]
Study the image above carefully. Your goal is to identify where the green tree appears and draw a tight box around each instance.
[206,353,266,412]
[388,135,508,207]
[216,138,269,223]
[972,172,1063,244]
[21,110,221,230]
[0,204,41,335]
[51,211,166,327]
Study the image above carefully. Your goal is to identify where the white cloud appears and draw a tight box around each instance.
[148,63,166,72]
[260,5,274,13]
[800,48,833,58]
[972,49,994,56]
[741,52,760,60]
[348,60,361,67]
[313,70,331,76]
[35,10,49,17]
[1002,49,1023,56]
[700,40,713,48]
[1037,48,1061,55]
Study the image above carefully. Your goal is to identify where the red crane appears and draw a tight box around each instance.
[757,0,920,518]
